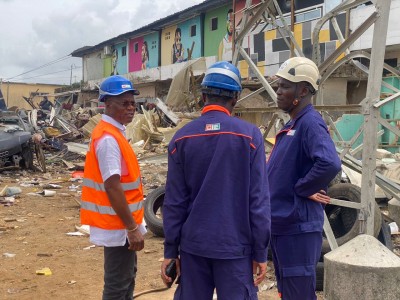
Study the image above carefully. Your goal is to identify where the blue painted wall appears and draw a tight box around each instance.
[178,16,202,60]
[115,42,128,75]
[144,32,160,69]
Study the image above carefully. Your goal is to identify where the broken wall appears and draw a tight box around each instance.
[0,82,64,110]
[347,80,368,105]
[135,83,156,98]
[320,78,347,106]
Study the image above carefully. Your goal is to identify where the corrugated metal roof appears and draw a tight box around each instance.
[71,0,231,57]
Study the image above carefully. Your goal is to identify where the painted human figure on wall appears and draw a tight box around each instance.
[141,41,150,70]
[172,28,185,63]
[111,47,119,75]
[218,9,234,62]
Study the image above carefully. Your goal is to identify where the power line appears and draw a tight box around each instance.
[15,66,82,81]
[5,55,73,81]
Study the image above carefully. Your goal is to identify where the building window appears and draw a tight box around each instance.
[295,7,322,23]
[134,43,139,53]
[190,25,197,37]
[122,46,126,56]
[211,17,218,31]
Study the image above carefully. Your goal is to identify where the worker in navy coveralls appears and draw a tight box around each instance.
[267,57,341,299]
[161,61,271,300]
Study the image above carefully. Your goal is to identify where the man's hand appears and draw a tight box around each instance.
[127,229,144,251]
[253,261,267,286]
[161,258,181,287]
[308,190,330,204]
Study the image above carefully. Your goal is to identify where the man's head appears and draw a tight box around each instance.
[175,28,182,46]
[275,57,320,115]
[226,9,233,36]
[201,61,242,111]
[99,75,140,125]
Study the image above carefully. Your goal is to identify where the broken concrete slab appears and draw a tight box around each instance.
[65,142,88,155]
[154,98,180,125]
[324,234,400,300]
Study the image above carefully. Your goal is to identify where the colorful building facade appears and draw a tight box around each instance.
[72,0,390,87]
[161,16,203,66]
[129,32,160,72]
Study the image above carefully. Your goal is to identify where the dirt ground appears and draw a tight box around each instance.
[0,156,397,299]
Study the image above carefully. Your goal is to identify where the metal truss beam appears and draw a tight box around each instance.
[233,0,394,241]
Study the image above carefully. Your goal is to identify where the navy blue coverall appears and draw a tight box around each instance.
[163,105,271,300]
[266,104,341,299]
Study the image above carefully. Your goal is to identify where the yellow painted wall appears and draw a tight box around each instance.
[294,24,302,49]
[239,60,249,78]
[335,41,345,62]
[265,30,276,41]
[319,29,330,43]
[257,61,265,76]
[0,82,64,110]
[161,25,178,66]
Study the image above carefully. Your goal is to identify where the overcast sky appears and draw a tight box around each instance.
[0,0,203,85]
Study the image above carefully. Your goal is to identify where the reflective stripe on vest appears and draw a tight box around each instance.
[83,177,141,192]
[81,199,143,215]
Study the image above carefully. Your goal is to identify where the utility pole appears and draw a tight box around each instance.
[70,64,75,86]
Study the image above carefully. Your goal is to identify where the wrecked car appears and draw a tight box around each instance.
[0,110,34,170]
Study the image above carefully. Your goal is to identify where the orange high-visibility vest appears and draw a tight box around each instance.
[80,120,144,230]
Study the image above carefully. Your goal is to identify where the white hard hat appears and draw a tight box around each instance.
[276,57,320,91]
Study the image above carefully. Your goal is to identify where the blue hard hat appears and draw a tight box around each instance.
[201,61,242,92]
[98,75,139,101]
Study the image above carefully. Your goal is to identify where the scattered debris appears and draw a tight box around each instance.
[83,245,96,250]
[2,253,16,258]
[66,231,85,236]
[144,249,157,254]
[75,225,90,235]
[389,222,399,234]
[36,267,52,276]
[259,282,276,292]
[36,190,56,197]
[0,186,22,197]
[1,196,15,206]
[37,253,53,257]
[3,217,17,222]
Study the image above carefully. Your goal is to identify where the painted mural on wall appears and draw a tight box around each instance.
[172,28,185,63]
[114,43,128,75]
[103,44,128,77]
[218,8,234,61]
[128,32,159,73]
[204,5,231,59]
[234,0,343,78]
[141,41,150,69]
[161,16,202,66]
[111,47,119,75]
[98,0,346,79]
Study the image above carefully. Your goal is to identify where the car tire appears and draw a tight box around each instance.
[144,186,166,237]
[322,183,382,253]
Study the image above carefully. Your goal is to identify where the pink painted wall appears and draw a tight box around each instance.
[128,36,144,72]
